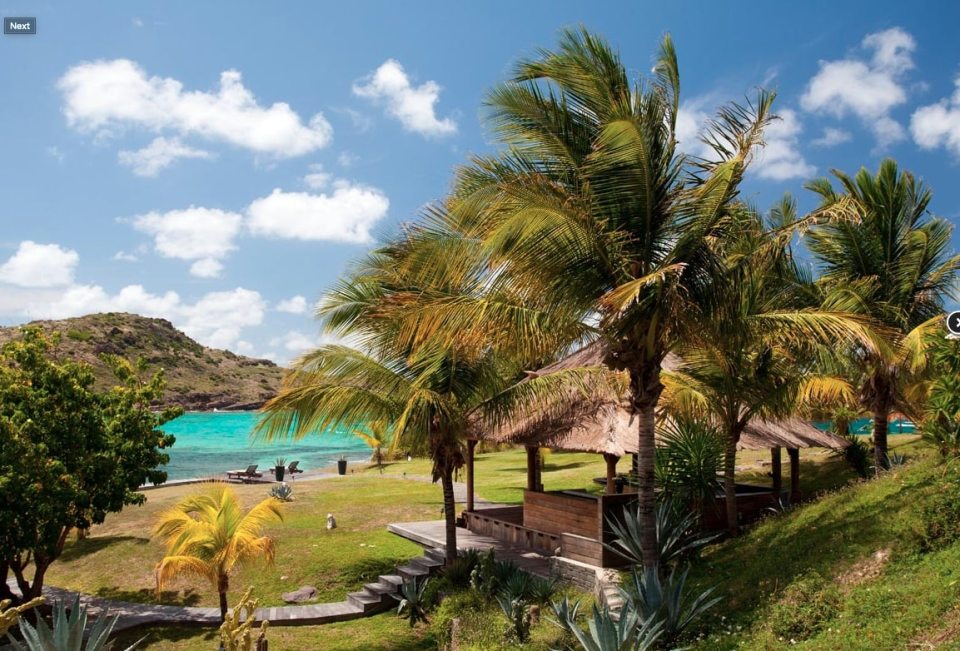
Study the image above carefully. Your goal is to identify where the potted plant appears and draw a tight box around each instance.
[337,454,348,475]
[274,457,286,482]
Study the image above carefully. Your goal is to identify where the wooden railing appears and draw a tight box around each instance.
[463,507,560,556]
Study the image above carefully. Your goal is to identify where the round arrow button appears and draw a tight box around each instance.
[948,311,960,336]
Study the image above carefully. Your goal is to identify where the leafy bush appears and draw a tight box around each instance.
[496,592,533,643]
[766,572,840,641]
[922,335,960,457]
[834,435,872,478]
[10,595,142,651]
[431,591,507,650]
[918,471,960,552]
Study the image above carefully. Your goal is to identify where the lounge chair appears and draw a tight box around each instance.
[287,460,304,477]
[226,464,262,481]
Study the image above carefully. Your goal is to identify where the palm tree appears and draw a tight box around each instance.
[257,231,524,566]
[807,159,960,468]
[154,485,283,621]
[663,202,873,534]
[352,420,390,468]
[413,29,778,569]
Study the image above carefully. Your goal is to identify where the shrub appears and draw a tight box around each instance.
[834,435,872,478]
[766,572,840,641]
[430,591,490,649]
[268,483,294,502]
[607,498,718,570]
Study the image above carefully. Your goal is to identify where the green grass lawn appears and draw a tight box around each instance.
[47,476,440,609]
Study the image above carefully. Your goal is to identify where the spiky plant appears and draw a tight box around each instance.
[9,595,142,651]
[392,576,430,627]
[154,485,283,621]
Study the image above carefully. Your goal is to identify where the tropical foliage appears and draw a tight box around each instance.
[8,595,141,651]
[218,587,269,651]
[154,485,283,621]
[0,328,179,605]
[807,159,960,467]
[920,334,960,457]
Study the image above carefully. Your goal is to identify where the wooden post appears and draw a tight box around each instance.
[771,446,782,494]
[787,448,800,502]
[603,454,619,494]
[466,439,477,512]
[526,446,539,492]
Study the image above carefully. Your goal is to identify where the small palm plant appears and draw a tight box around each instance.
[9,595,142,651]
[351,420,390,469]
[154,485,283,621]
[392,576,430,627]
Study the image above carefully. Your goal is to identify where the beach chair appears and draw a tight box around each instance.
[287,460,304,478]
[226,464,262,481]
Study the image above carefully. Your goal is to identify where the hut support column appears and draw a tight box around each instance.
[466,439,477,512]
[526,446,540,492]
[604,454,620,494]
[787,448,800,502]
[771,447,782,495]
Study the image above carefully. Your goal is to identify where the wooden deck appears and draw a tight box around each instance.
[387,519,553,578]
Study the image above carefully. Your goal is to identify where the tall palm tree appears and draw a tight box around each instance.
[407,29,777,569]
[663,201,872,534]
[154,485,283,621]
[807,159,960,468]
[257,230,525,565]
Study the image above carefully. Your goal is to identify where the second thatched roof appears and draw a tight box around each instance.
[470,341,850,456]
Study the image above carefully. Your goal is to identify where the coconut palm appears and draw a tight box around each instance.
[257,230,526,565]
[352,420,390,468]
[154,485,283,621]
[662,202,874,533]
[406,28,781,569]
[807,159,960,467]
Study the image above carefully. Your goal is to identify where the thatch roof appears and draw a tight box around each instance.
[471,341,850,456]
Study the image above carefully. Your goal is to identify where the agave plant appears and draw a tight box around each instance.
[551,598,662,651]
[392,576,430,627]
[607,499,718,571]
[619,565,721,648]
[268,482,294,502]
[9,595,142,651]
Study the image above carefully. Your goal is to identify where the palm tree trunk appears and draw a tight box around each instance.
[440,467,458,565]
[873,409,890,470]
[723,433,739,536]
[218,575,229,622]
[636,403,659,571]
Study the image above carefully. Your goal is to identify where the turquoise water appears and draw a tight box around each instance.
[813,417,916,436]
[158,412,371,481]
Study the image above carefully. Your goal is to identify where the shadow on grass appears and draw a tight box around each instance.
[339,556,410,586]
[112,624,219,648]
[59,535,150,562]
[96,587,203,607]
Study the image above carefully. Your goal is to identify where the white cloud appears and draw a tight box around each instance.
[302,163,331,189]
[58,59,333,158]
[353,59,456,137]
[811,127,853,148]
[113,250,139,262]
[800,27,915,146]
[675,103,711,158]
[276,295,308,314]
[0,241,79,288]
[910,76,960,157]
[753,109,816,181]
[247,181,389,243]
[337,151,358,168]
[270,330,318,353]
[118,137,214,176]
[47,146,65,163]
[132,207,242,278]
[26,285,265,351]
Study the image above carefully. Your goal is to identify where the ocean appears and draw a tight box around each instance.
[157,411,372,481]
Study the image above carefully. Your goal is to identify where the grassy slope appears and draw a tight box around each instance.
[0,313,282,409]
[689,439,960,650]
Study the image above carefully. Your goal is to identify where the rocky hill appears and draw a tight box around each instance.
[0,313,284,410]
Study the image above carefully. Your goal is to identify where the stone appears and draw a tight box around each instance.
[281,586,318,603]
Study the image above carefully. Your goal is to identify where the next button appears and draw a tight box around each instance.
[4,17,36,34]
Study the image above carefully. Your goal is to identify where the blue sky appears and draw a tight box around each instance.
[0,1,958,362]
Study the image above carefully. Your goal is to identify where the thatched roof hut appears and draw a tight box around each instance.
[470,340,849,456]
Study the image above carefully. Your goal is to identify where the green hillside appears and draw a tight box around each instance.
[0,313,283,410]
[688,442,960,650]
